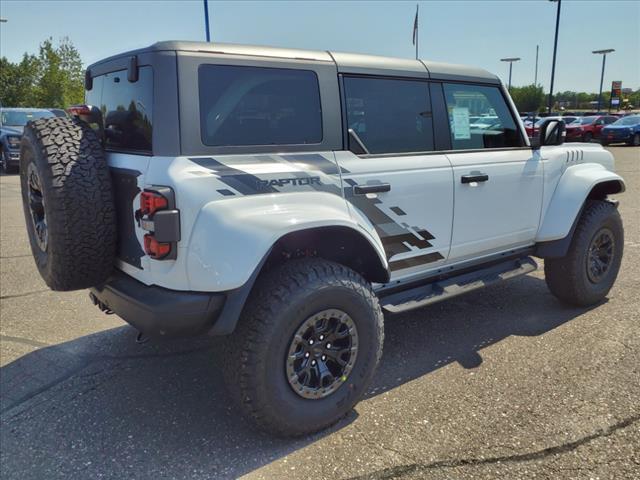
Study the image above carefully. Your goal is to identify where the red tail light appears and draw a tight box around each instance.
[66,105,93,116]
[140,191,169,216]
[144,234,171,259]
[138,187,179,261]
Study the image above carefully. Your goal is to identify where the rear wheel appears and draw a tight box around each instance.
[545,200,623,306]
[223,258,384,437]
[583,132,593,142]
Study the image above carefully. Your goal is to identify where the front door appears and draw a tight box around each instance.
[440,82,543,262]
[335,75,454,280]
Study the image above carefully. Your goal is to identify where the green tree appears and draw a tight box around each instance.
[36,37,84,108]
[0,53,40,107]
[508,84,545,112]
[0,37,84,108]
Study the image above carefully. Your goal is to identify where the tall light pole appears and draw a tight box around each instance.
[534,45,539,85]
[592,49,614,112]
[203,0,211,42]
[501,57,521,90]
[547,0,562,113]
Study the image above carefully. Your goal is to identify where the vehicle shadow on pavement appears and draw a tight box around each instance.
[0,275,599,479]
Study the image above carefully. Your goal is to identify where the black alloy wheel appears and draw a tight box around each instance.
[26,162,48,251]
[286,308,358,399]
[586,228,615,284]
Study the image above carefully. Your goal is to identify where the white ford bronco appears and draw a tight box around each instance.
[20,41,625,436]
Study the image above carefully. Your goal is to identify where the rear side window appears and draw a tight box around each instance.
[86,66,153,153]
[199,65,322,147]
[343,76,434,154]
[443,83,523,150]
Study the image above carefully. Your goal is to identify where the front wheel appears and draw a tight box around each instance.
[545,200,623,307]
[628,133,640,146]
[223,258,384,437]
[583,132,593,142]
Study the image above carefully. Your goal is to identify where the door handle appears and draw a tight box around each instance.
[353,183,391,194]
[461,173,489,184]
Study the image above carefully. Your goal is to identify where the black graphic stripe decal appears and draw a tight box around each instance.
[189,157,278,194]
[189,155,442,272]
[389,252,445,272]
[344,181,443,269]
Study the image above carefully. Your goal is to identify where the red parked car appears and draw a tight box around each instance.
[525,116,577,137]
[565,115,618,142]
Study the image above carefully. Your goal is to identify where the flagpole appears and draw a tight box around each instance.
[415,4,419,60]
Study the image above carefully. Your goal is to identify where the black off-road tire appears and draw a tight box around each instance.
[544,200,623,307]
[20,117,116,291]
[223,258,384,437]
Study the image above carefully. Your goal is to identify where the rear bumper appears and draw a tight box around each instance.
[90,270,226,338]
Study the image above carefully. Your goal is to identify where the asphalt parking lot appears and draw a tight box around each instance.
[1,146,639,479]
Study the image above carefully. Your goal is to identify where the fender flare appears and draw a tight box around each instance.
[535,163,625,257]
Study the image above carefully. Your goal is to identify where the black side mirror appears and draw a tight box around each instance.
[533,119,565,148]
[84,69,93,91]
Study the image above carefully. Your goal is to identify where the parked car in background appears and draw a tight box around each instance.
[0,108,56,173]
[525,116,577,137]
[521,114,540,128]
[601,115,640,146]
[48,108,68,118]
[565,115,618,142]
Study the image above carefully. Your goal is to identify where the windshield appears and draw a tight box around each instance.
[0,110,55,126]
[571,116,597,125]
[612,115,640,126]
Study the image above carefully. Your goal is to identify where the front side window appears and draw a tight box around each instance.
[343,76,434,154]
[199,65,322,147]
[443,83,523,150]
[93,66,153,153]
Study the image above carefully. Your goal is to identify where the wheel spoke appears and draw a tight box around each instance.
[317,361,335,387]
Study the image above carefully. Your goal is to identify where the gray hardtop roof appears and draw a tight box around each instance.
[88,40,500,84]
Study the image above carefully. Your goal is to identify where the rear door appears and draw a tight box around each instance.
[335,75,454,280]
[439,82,543,262]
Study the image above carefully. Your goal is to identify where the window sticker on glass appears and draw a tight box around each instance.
[452,107,471,140]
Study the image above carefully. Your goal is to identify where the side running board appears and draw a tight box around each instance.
[380,256,538,314]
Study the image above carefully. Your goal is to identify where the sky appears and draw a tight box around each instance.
[1,0,639,93]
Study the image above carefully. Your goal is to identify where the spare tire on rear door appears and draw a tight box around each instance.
[20,117,117,291]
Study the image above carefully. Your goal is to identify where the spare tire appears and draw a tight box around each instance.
[20,117,117,291]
